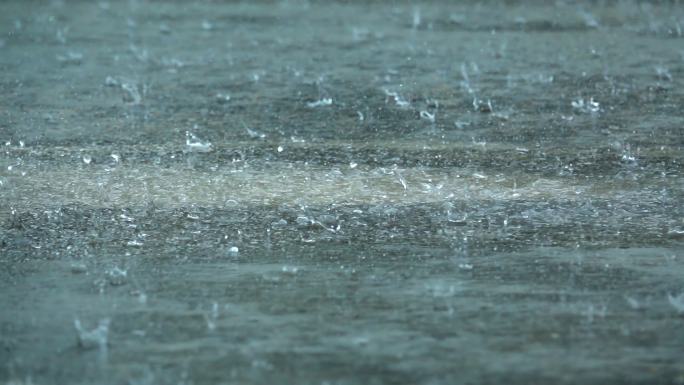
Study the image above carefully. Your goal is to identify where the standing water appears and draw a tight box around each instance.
[1,1,684,384]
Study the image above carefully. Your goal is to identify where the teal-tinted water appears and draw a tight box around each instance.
[1,1,683,384]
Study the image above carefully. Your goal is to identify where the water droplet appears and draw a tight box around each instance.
[121,81,142,104]
[56,51,83,65]
[473,98,493,113]
[127,239,143,247]
[571,97,600,113]
[104,76,119,87]
[185,130,213,152]
[216,93,231,103]
[281,266,299,275]
[412,6,421,28]
[420,110,435,123]
[105,267,128,286]
[205,302,219,331]
[74,318,110,349]
[667,293,684,314]
[296,216,312,227]
[384,89,410,107]
[228,246,239,257]
[307,98,333,108]
[655,65,673,81]
[624,296,640,310]
[71,263,87,274]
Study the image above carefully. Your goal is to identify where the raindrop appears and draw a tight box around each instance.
[281,266,299,275]
[473,98,492,113]
[624,296,640,310]
[384,89,410,107]
[655,66,672,81]
[55,28,67,44]
[296,216,312,227]
[121,81,142,104]
[393,169,407,190]
[71,263,88,274]
[412,7,421,29]
[127,239,143,247]
[571,97,600,113]
[185,130,213,152]
[105,76,119,87]
[667,293,684,314]
[227,246,239,257]
[74,318,110,349]
[205,302,219,331]
[245,126,266,139]
[420,110,435,123]
[105,267,128,286]
[307,98,333,108]
[215,93,231,103]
